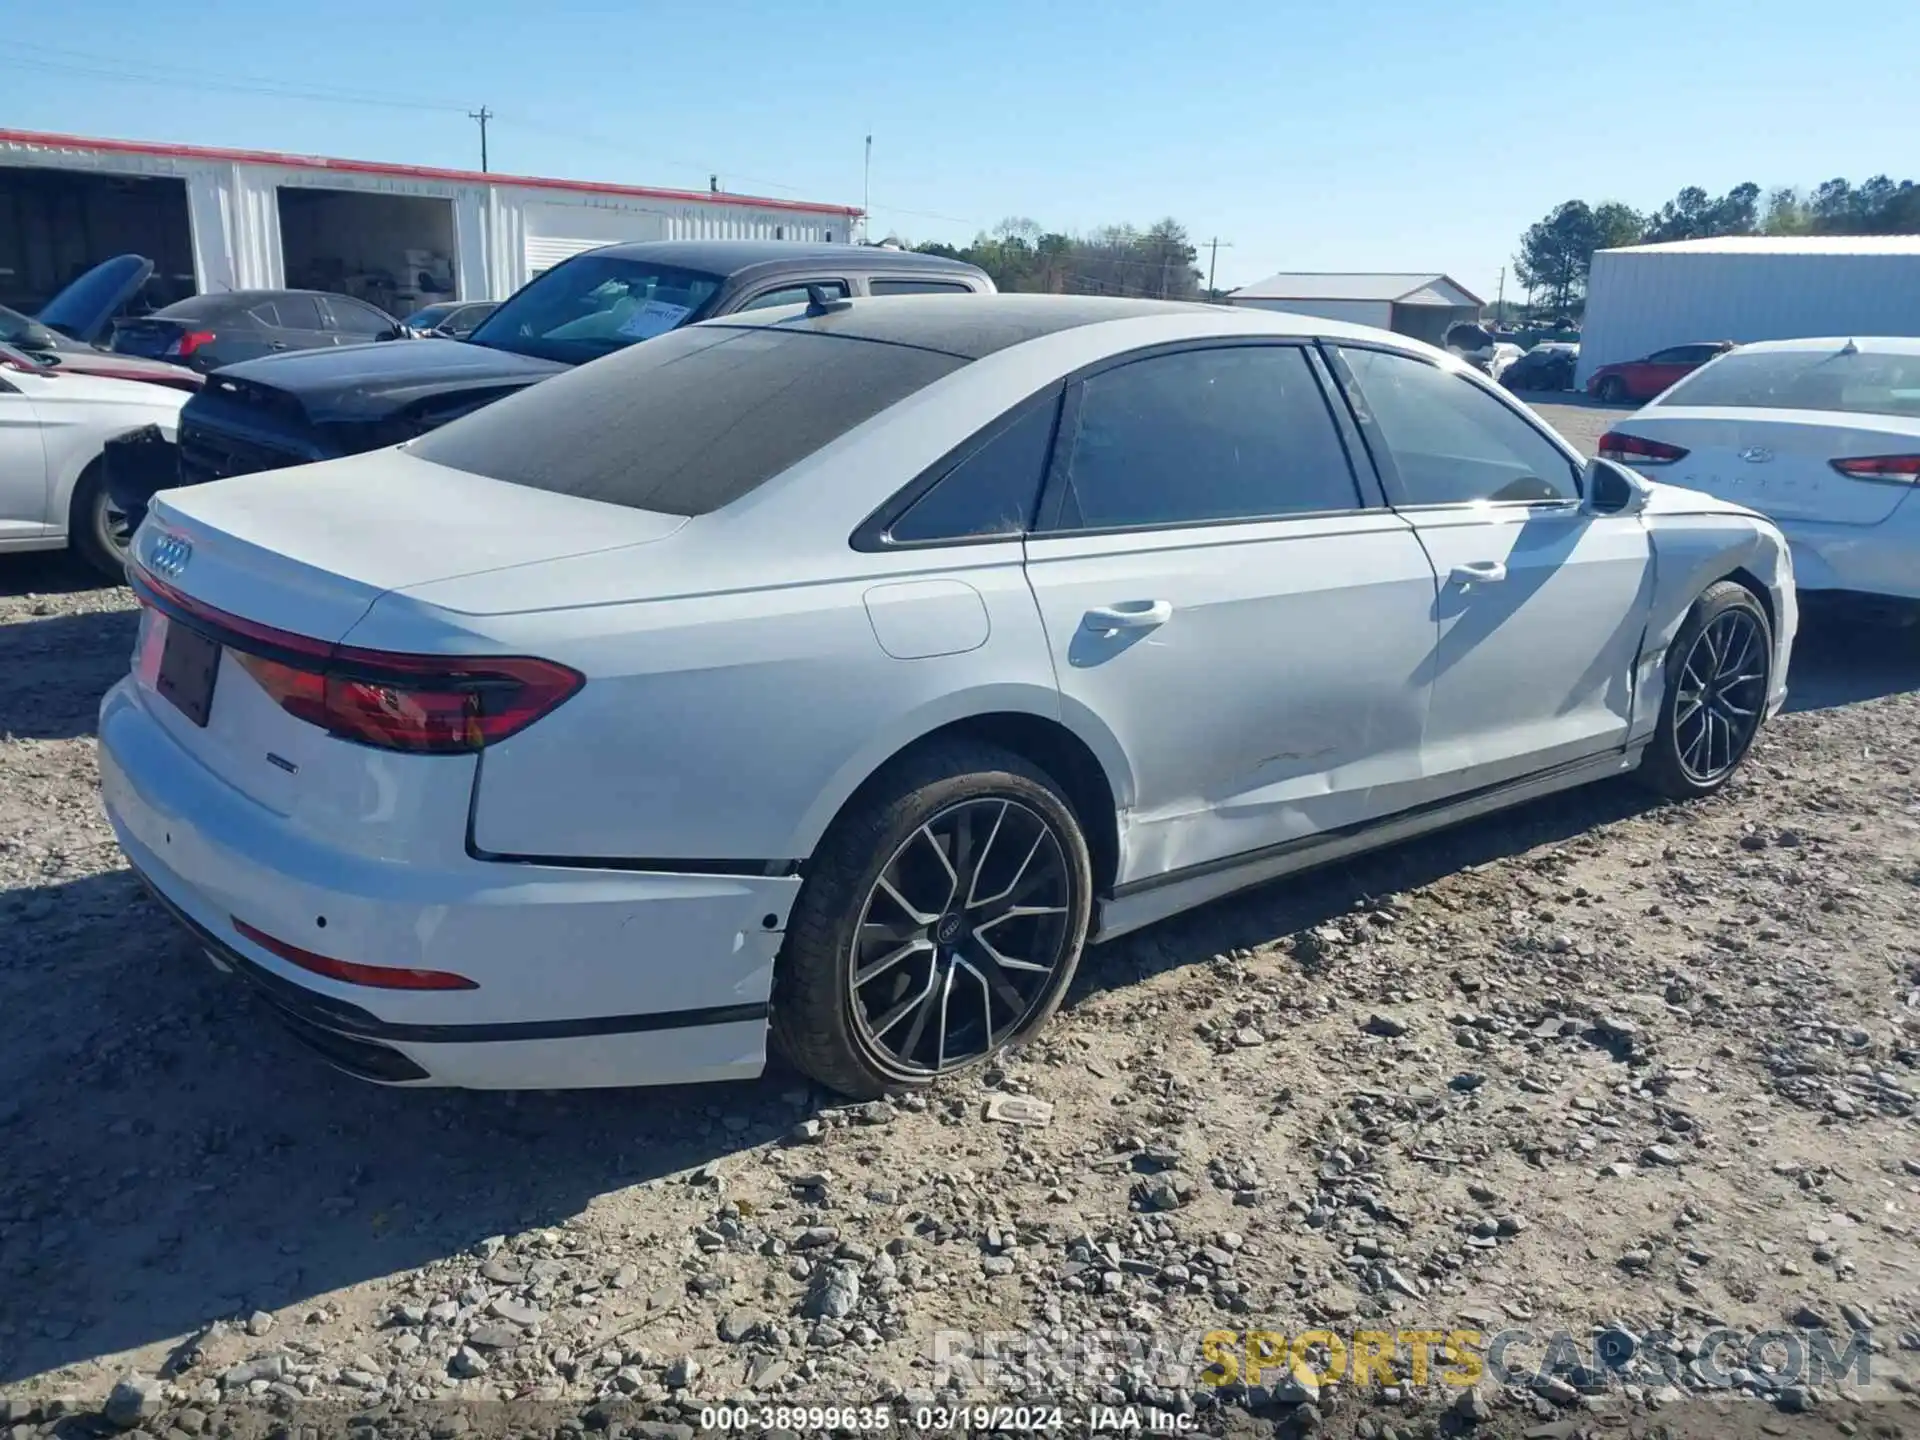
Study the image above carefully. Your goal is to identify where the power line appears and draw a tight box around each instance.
[468,106,492,173]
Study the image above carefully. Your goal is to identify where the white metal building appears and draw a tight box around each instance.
[1225,272,1483,347]
[0,128,863,317]
[1579,236,1920,386]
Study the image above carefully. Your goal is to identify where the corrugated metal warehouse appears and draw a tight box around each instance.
[0,128,863,317]
[1578,236,1920,386]
[1225,272,1483,347]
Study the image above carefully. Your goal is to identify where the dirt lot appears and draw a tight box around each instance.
[4,526,1920,1438]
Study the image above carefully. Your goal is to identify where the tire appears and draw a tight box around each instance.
[771,740,1094,1098]
[1636,580,1773,800]
[1597,376,1628,404]
[67,460,134,582]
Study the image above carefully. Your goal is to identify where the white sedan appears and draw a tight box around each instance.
[0,347,188,576]
[1598,336,1920,604]
[98,296,1796,1098]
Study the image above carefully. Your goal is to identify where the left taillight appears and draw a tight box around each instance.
[165,330,217,358]
[131,564,582,753]
[1830,454,1920,483]
[234,649,582,753]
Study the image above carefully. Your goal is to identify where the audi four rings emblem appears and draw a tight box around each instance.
[147,532,193,578]
[1738,447,1775,464]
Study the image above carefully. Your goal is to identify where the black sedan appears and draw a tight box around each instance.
[1500,343,1580,393]
[110,287,410,372]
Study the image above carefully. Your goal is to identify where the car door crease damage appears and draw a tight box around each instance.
[95,293,1797,1095]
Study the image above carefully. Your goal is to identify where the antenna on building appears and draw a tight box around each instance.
[863,133,872,243]
[709,173,719,194]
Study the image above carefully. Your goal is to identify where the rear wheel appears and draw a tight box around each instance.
[1597,375,1628,404]
[1637,580,1772,799]
[771,741,1093,1098]
[68,461,133,582]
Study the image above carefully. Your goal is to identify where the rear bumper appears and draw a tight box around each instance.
[1776,507,1920,601]
[98,676,801,1089]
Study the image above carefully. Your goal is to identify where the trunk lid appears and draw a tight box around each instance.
[130,450,685,818]
[110,316,193,360]
[37,254,155,346]
[1617,408,1920,527]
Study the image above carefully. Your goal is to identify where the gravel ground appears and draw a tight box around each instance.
[4,532,1920,1439]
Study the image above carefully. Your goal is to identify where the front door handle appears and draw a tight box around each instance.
[1449,560,1508,587]
[1082,600,1172,633]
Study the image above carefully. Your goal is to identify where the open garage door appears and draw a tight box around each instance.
[278,187,459,319]
[0,169,194,314]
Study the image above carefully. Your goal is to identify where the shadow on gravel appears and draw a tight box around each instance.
[0,871,808,1385]
[0,608,139,741]
[0,553,116,599]
[1785,607,1920,713]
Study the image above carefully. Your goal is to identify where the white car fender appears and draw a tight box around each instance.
[1629,498,1796,745]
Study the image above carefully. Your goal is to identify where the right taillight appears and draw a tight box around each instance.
[131,565,582,753]
[1599,430,1689,466]
[235,649,583,753]
[1830,454,1920,483]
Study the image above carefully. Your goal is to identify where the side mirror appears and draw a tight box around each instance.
[1584,456,1651,516]
[17,322,59,352]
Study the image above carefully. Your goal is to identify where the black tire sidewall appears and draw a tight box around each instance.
[69,465,129,581]
[775,745,1093,1093]
[1646,583,1772,796]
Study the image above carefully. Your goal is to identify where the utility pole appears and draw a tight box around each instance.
[468,106,492,173]
[1495,266,1505,323]
[1204,236,1234,301]
[862,133,872,243]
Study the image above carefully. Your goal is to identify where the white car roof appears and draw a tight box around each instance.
[1711,335,1920,357]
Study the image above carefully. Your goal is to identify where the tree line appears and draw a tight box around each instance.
[1516,177,1920,314]
[900,217,1207,299]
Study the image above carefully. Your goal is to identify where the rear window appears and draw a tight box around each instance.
[407,323,967,516]
[1656,348,1920,417]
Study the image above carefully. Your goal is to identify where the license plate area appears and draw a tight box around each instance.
[137,610,222,726]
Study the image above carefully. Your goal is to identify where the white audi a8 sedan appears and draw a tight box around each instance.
[99,294,1796,1098]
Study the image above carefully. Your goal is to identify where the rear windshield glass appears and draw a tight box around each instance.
[1657,348,1920,417]
[407,323,968,516]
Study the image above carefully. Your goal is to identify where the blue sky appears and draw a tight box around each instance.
[4,0,1911,303]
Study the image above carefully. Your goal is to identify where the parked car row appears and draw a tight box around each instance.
[96,285,1797,1097]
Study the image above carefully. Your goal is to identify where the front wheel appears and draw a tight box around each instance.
[771,741,1093,1098]
[1637,580,1773,799]
[1596,375,1628,404]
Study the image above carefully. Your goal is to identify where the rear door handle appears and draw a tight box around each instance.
[1082,600,1172,632]
[1449,561,1508,587]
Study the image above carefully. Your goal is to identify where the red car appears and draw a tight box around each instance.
[1586,340,1735,404]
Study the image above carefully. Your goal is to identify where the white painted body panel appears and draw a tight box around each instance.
[1024,512,1438,884]
[99,299,1798,1090]
[0,368,184,550]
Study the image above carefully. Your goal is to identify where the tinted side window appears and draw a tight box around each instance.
[1047,346,1359,532]
[734,280,849,312]
[247,301,282,327]
[869,278,975,296]
[273,294,324,329]
[1647,347,1691,364]
[1336,347,1578,505]
[886,397,1056,543]
[327,297,393,335]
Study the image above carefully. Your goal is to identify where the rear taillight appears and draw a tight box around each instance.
[165,330,216,358]
[234,649,582,753]
[233,917,477,990]
[1598,430,1689,466]
[131,567,582,753]
[1830,454,1920,483]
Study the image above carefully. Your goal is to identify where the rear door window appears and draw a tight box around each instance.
[324,296,394,337]
[273,294,325,330]
[1041,344,1361,532]
[408,324,967,516]
[881,395,1058,544]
